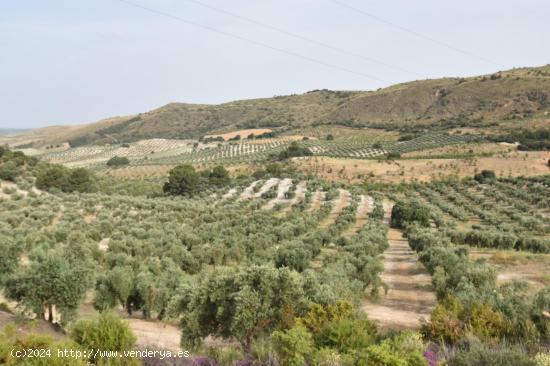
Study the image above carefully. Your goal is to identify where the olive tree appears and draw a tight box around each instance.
[4,249,94,324]
[174,265,314,352]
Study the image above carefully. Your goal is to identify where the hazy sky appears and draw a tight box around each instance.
[1,0,548,128]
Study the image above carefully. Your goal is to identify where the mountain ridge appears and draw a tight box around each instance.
[3,64,550,147]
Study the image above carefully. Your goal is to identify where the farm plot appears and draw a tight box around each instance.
[385,134,480,155]
[41,139,193,168]
[33,132,489,170]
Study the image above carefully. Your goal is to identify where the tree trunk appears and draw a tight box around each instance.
[48,304,53,323]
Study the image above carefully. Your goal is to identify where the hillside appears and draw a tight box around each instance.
[3,65,550,147]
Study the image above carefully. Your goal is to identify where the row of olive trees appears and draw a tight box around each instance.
[392,200,550,345]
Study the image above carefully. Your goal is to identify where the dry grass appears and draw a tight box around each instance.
[402,142,515,158]
[470,248,550,291]
[295,151,550,183]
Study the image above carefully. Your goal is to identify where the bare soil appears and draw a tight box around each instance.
[470,248,550,291]
[295,151,550,183]
[263,178,293,209]
[239,180,261,200]
[363,204,436,330]
[363,228,436,329]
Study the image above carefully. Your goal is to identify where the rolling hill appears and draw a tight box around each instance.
[3,65,550,148]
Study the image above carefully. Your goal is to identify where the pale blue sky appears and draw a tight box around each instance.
[1,0,548,128]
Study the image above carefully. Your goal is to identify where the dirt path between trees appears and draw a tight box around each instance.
[307,190,325,212]
[319,189,351,228]
[343,195,372,237]
[363,203,436,330]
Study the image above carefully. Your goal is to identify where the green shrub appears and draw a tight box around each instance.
[530,287,550,340]
[106,156,130,166]
[35,165,92,193]
[272,325,314,366]
[359,336,426,366]
[316,315,377,354]
[424,295,465,343]
[208,165,230,186]
[0,330,88,366]
[474,170,496,184]
[70,312,136,352]
[448,345,536,366]
[297,301,354,334]
[163,164,200,196]
[278,142,312,160]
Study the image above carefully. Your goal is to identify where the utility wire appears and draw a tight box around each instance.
[116,0,391,83]
[183,0,425,79]
[329,0,501,68]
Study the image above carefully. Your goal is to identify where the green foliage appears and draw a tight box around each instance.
[424,295,465,343]
[474,170,496,184]
[175,265,313,350]
[35,165,93,193]
[0,148,36,182]
[531,287,550,340]
[67,168,93,192]
[490,128,550,151]
[387,152,402,160]
[0,233,21,285]
[316,315,377,354]
[425,292,529,345]
[360,337,427,366]
[468,302,508,342]
[277,142,312,160]
[274,242,312,272]
[35,165,67,191]
[272,325,314,366]
[70,312,136,352]
[106,156,130,166]
[163,164,231,196]
[448,344,537,366]
[390,201,431,229]
[4,248,94,324]
[163,164,200,196]
[0,161,19,181]
[208,165,230,186]
[297,301,354,334]
[0,330,88,366]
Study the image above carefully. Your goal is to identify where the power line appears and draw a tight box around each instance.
[328,0,501,68]
[115,0,391,84]
[183,0,425,79]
